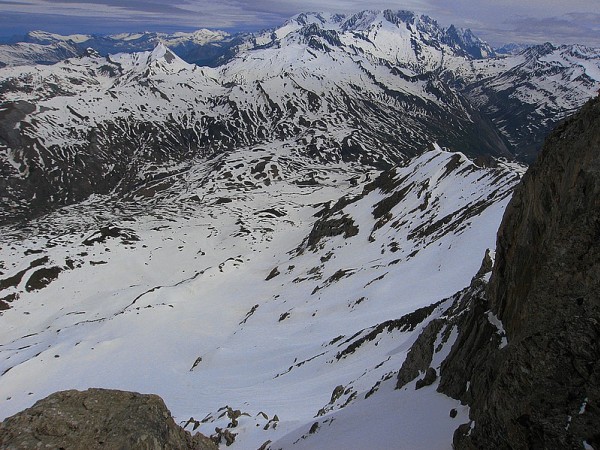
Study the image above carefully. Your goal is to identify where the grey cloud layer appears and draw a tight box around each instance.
[1,0,599,46]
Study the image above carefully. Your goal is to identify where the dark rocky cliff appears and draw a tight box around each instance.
[395,95,600,449]
[441,94,600,448]
[0,388,217,450]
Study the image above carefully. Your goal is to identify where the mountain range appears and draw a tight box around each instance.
[0,11,495,68]
[0,9,599,450]
[1,11,598,226]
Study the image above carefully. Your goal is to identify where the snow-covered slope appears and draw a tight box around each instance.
[24,31,92,45]
[0,146,522,449]
[0,41,80,68]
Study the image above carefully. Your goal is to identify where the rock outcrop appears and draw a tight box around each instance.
[438,94,600,448]
[395,252,497,395]
[0,388,217,450]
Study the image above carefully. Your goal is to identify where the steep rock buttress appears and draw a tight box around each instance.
[445,94,600,449]
[396,95,600,449]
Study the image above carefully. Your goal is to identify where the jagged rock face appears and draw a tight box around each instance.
[444,96,600,449]
[491,95,600,341]
[0,388,217,450]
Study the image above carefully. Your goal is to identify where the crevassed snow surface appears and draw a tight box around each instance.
[0,145,521,449]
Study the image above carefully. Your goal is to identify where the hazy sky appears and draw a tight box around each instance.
[1,0,599,47]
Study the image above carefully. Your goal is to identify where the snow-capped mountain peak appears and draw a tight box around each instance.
[292,12,338,27]
[83,47,101,58]
[169,28,230,45]
[107,43,193,77]
[149,42,176,63]
[523,42,557,59]
[146,43,193,73]
[445,25,494,58]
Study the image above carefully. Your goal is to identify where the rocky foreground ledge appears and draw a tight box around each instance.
[0,388,217,450]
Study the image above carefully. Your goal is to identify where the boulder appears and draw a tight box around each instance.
[0,388,217,450]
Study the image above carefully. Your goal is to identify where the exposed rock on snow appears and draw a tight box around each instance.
[395,249,496,393]
[0,146,519,450]
[415,367,437,390]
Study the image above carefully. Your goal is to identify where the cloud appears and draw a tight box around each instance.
[0,0,599,47]
[509,14,600,45]
[0,0,261,32]
[473,13,600,47]
[0,0,432,36]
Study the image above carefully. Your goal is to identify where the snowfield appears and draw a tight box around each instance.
[0,145,522,449]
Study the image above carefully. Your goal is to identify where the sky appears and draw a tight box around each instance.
[0,0,599,47]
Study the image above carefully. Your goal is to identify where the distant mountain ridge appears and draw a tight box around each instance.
[1,11,596,70]
[454,42,600,161]
[0,41,80,68]
[0,28,243,67]
[0,10,495,68]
